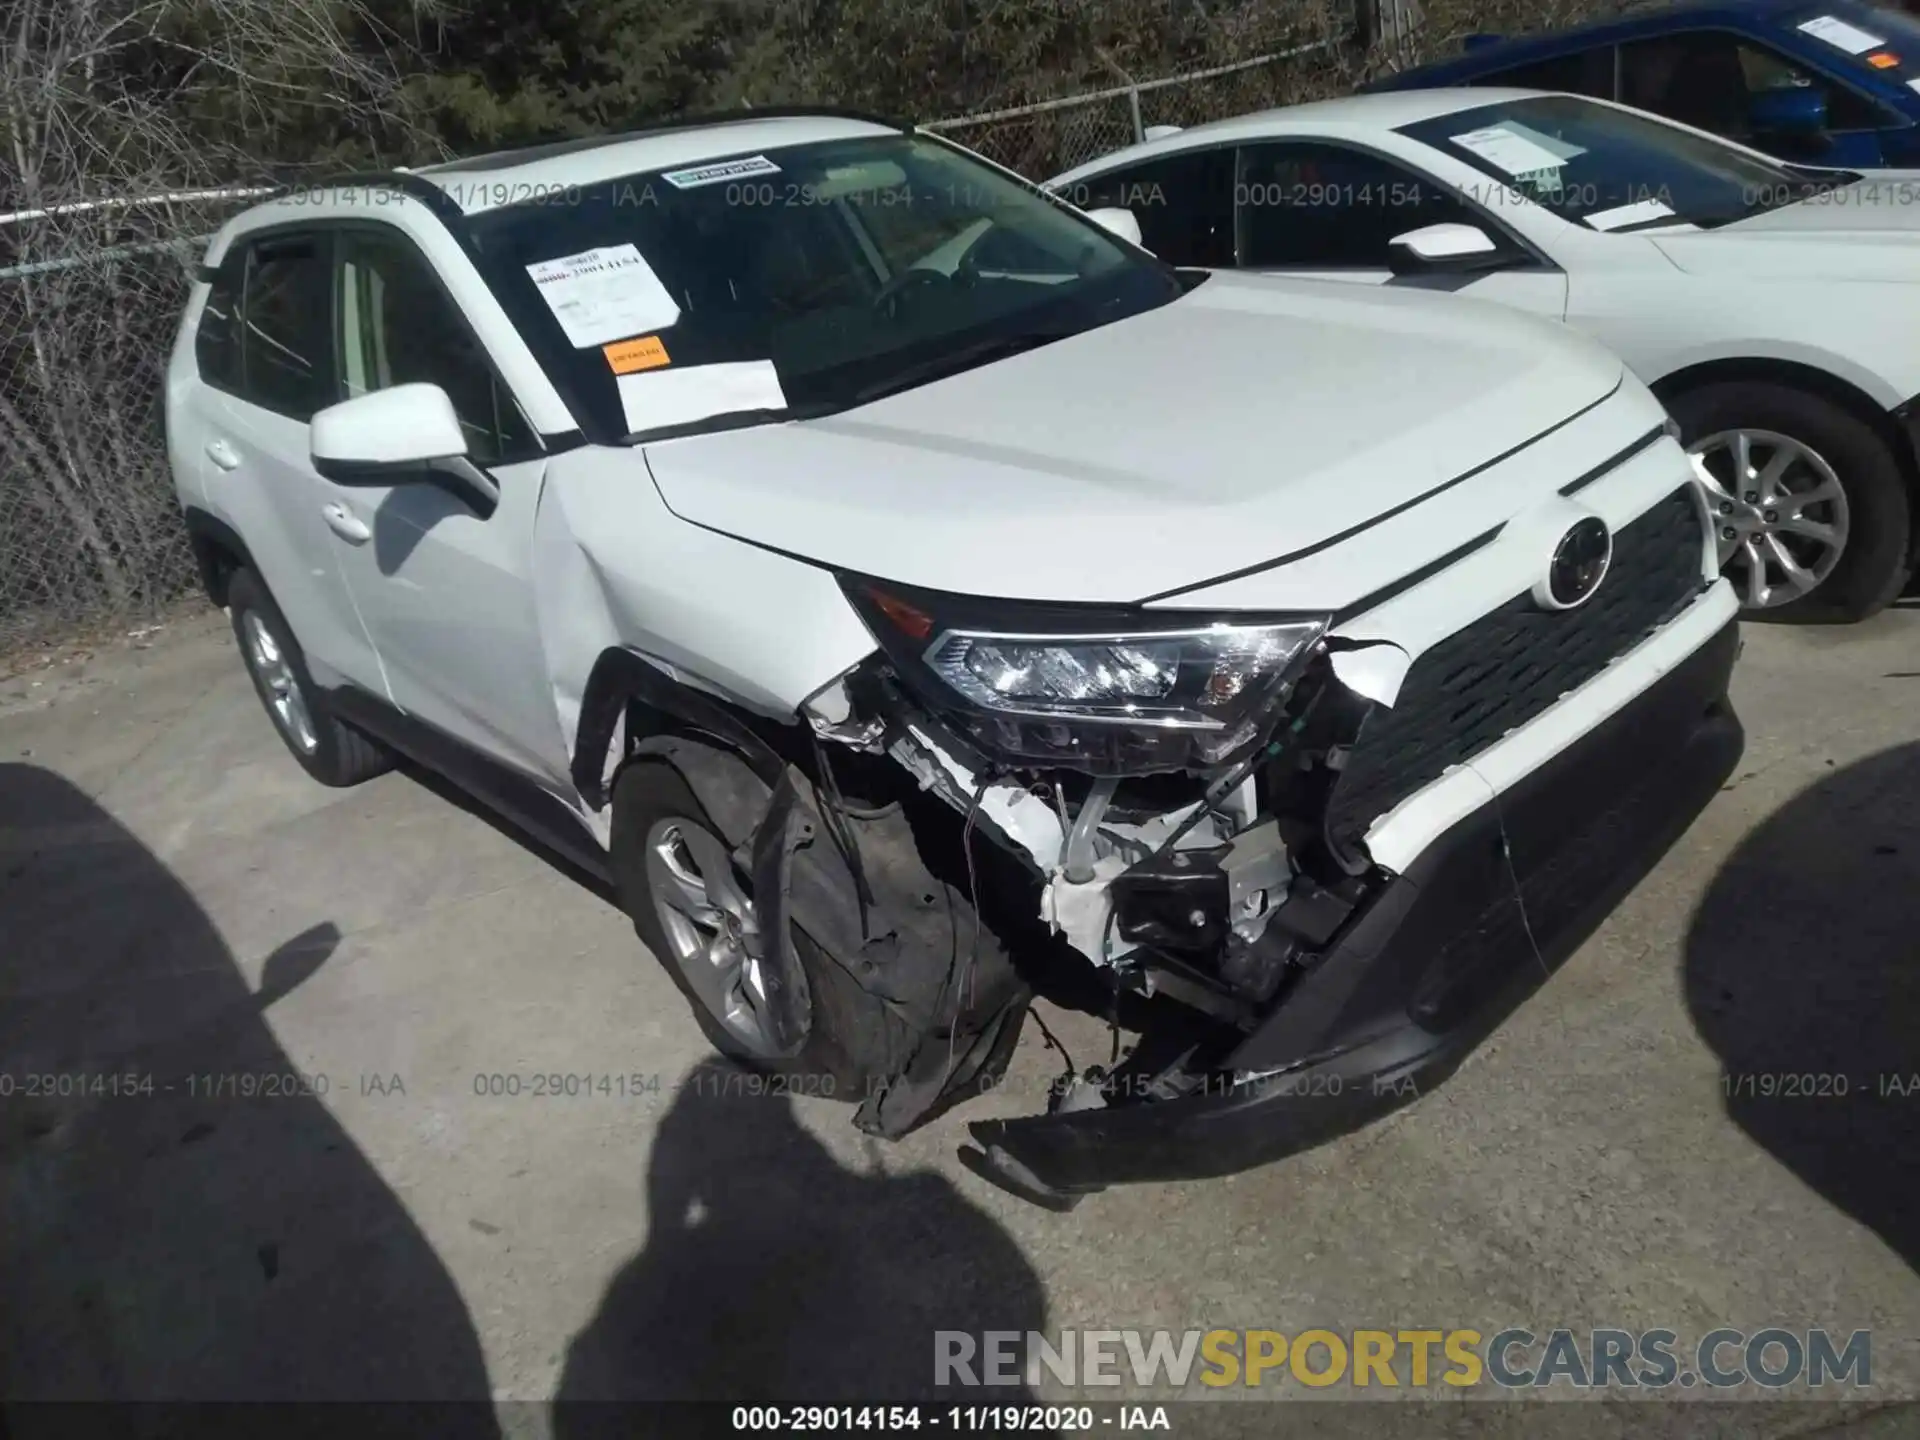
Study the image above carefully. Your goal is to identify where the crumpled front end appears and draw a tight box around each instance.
[797,448,1740,1207]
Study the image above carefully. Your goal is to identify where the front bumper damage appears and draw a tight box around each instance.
[964,617,1741,1203]
[650,477,1739,1207]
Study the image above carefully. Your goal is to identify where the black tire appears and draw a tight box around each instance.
[1668,381,1913,623]
[608,760,885,1094]
[227,568,392,787]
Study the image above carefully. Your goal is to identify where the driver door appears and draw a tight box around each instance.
[1232,141,1570,320]
[316,224,570,785]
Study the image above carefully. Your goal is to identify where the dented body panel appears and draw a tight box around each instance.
[168,120,1744,1207]
[529,444,880,747]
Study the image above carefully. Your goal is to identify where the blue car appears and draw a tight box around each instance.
[1368,0,1920,167]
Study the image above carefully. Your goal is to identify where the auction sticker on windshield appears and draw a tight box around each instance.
[660,155,782,189]
[617,359,788,437]
[1585,197,1678,231]
[526,244,682,348]
[604,334,671,374]
[1448,126,1572,178]
[1798,15,1886,53]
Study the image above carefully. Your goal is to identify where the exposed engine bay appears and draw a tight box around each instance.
[785,604,1403,1144]
[588,480,1723,1208]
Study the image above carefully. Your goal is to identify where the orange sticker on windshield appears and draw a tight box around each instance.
[1868,50,1901,67]
[604,335,671,374]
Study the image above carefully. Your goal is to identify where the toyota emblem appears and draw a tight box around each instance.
[1543,517,1613,610]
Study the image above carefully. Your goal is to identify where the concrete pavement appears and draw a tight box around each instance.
[2,603,1916,1436]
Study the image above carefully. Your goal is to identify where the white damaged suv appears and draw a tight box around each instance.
[167,108,1743,1208]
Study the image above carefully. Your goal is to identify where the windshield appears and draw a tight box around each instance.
[1398,95,1853,231]
[464,133,1181,442]
[1788,3,1920,84]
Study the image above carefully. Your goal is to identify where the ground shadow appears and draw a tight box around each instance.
[0,763,499,1425]
[1684,743,1920,1273]
[554,1056,1047,1432]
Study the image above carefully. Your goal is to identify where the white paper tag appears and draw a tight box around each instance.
[526,244,681,349]
[1585,197,1678,231]
[1448,125,1572,178]
[1798,15,1886,54]
[1907,76,1920,95]
[619,360,789,437]
[660,155,782,189]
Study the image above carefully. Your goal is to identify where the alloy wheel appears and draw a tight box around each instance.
[241,611,318,754]
[1688,428,1850,610]
[643,816,798,1059]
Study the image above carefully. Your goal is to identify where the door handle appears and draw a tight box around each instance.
[205,438,241,471]
[321,501,372,544]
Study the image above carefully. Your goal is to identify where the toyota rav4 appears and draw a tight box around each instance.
[167,107,1743,1209]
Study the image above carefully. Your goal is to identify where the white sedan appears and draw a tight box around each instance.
[1049,87,1920,620]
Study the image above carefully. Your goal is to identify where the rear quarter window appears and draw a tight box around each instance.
[194,264,242,391]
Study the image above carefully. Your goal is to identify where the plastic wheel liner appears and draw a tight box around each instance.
[629,734,1029,1139]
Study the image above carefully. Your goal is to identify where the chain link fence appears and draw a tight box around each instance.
[0,3,1626,651]
[0,192,280,651]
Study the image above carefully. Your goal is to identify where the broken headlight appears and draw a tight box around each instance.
[843,577,1327,774]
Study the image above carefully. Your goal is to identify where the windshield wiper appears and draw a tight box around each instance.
[850,328,1073,406]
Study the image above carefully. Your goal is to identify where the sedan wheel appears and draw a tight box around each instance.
[1688,427,1849,612]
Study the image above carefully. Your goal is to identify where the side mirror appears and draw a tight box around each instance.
[1084,206,1146,247]
[310,383,500,520]
[1749,84,1828,138]
[1386,221,1504,276]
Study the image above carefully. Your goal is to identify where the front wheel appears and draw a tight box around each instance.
[609,761,879,1092]
[1670,382,1912,622]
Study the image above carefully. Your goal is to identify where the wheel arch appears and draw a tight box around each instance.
[1650,356,1920,565]
[182,506,256,609]
[569,645,789,814]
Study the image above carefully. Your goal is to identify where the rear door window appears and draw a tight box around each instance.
[235,235,333,420]
[194,264,243,391]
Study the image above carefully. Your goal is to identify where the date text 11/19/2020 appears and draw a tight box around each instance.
[730,1407,1167,1433]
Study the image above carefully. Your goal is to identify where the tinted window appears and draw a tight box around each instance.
[236,236,331,420]
[195,265,242,390]
[336,228,537,466]
[1400,94,1846,230]
[1235,142,1480,268]
[1058,149,1236,267]
[1475,47,1617,98]
[1620,30,1884,138]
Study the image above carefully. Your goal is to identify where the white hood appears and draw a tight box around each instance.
[642,270,1623,604]
[1652,173,1920,282]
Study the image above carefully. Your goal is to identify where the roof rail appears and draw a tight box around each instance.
[424,106,915,176]
[253,169,469,224]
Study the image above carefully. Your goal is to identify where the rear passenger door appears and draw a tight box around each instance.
[189,231,384,691]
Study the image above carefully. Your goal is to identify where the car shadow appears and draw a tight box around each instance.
[0,762,500,1424]
[1684,743,1920,1273]
[553,1056,1048,1435]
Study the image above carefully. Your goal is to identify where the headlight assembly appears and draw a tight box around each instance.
[843,577,1328,774]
